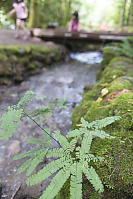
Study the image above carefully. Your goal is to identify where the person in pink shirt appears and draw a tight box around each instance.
[69,11,80,32]
[8,0,29,40]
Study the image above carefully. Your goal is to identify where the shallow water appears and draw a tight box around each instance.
[0,52,102,198]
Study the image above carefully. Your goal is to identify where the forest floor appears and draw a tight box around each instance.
[0,29,55,46]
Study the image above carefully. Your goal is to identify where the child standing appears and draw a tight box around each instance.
[8,0,29,40]
[69,11,80,32]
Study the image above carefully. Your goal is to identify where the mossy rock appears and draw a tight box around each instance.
[0,45,66,85]
[98,56,133,83]
[71,51,133,198]
[71,93,133,198]
[101,46,121,67]
[107,76,133,93]
[84,92,133,130]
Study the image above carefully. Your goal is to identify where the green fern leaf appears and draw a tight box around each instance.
[39,168,71,199]
[14,148,48,176]
[17,90,35,109]
[55,131,72,152]
[90,130,115,139]
[26,158,65,186]
[80,134,93,155]
[70,163,82,199]
[0,106,23,140]
[26,149,48,176]
[17,158,33,173]
[83,166,104,193]
[13,148,46,160]
[67,129,83,138]
[82,116,121,130]
[46,148,64,158]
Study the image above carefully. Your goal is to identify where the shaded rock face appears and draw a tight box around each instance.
[71,51,133,198]
[0,45,67,86]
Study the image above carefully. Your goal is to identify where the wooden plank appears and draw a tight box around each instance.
[32,28,133,42]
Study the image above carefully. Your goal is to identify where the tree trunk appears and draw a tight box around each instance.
[62,0,71,26]
[120,0,127,27]
[129,0,133,26]
[28,0,41,28]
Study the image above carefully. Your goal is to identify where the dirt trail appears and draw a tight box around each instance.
[0,29,54,46]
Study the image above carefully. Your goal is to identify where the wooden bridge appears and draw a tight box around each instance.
[32,28,133,42]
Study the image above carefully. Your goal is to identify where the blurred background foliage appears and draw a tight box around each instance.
[0,0,133,31]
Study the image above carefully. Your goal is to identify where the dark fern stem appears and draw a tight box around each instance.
[23,110,61,147]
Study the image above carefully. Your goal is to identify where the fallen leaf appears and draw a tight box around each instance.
[101,88,109,97]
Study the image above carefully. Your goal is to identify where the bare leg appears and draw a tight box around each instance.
[15,19,21,38]
[20,21,29,40]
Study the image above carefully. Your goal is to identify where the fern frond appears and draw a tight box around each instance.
[67,116,120,139]
[17,90,35,109]
[27,158,65,186]
[70,163,82,199]
[67,129,83,138]
[39,168,71,199]
[80,134,93,155]
[55,131,72,153]
[13,148,46,160]
[17,158,33,173]
[69,138,77,151]
[0,106,23,140]
[104,37,133,58]
[82,116,121,130]
[90,130,115,139]
[46,148,64,158]
[14,148,48,176]
[26,149,48,176]
[83,166,104,193]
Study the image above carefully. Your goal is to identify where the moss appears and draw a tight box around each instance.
[0,45,66,85]
[107,76,133,93]
[90,127,133,196]
[72,100,93,129]
[101,46,121,67]
[72,50,133,198]
[99,57,133,83]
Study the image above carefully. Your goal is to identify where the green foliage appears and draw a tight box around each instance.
[104,37,133,59]
[0,91,35,140]
[0,91,66,140]
[0,91,121,199]
[14,131,51,176]
[115,37,133,58]
[0,106,23,140]
[26,125,106,199]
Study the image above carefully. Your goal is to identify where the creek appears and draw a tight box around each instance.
[0,51,103,199]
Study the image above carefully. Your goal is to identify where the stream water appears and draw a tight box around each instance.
[0,51,102,199]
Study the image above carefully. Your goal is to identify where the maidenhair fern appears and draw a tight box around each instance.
[0,91,121,199]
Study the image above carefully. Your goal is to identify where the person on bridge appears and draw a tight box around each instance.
[69,11,80,32]
[8,0,29,40]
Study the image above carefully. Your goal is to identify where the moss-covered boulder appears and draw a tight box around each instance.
[98,56,133,82]
[71,52,133,198]
[0,45,67,85]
